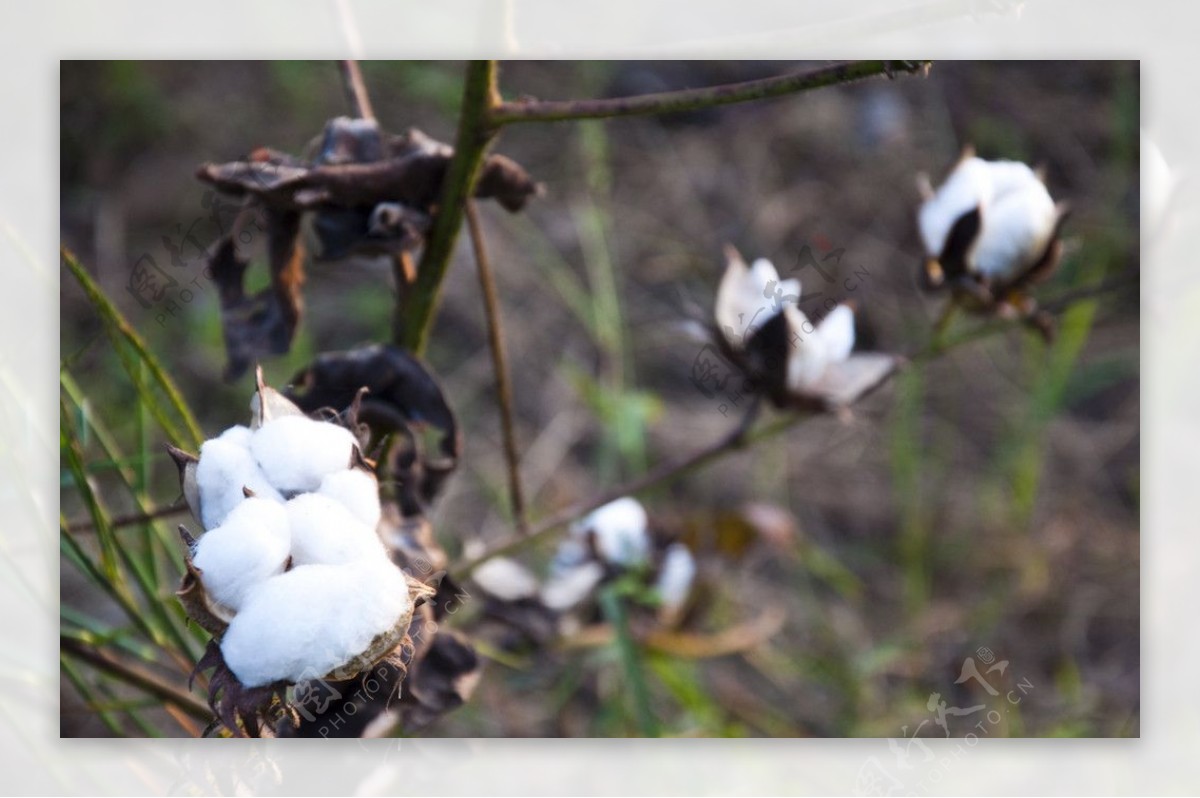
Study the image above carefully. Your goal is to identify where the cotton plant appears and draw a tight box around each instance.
[916,147,1070,337]
[709,246,897,411]
[167,368,433,736]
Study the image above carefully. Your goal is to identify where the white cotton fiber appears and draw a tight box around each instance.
[220,558,410,687]
[471,556,539,602]
[814,304,856,364]
[654,543,696,614]
[971,179,1057,280]
[217,424,253,448]
[191,498,290,612]
[572,497,650,567]
[715,251,797,349]
[540,561,605,612]
[917,156,992,258]
[285,492,386,566]
[317,469,382,530]
[196,435,286,530]
[783,306,830,393]
[250,415,358,494]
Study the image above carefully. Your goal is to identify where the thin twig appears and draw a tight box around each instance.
[338,59,375,121]
[452,398,764,578]
[65,502,188,533]
[60,636,212,722]
[465,199,529,536]
[490,60,930,125]
[1040,270,1139,314]
[399,60,500,354]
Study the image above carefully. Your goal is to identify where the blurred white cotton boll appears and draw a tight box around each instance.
[471,556,540,602]
[814,304,856,364]
[191,498,290,612]
[250,415,358,494]
[971,178,1057,279]
[221,558,410,687]
[573,496,650,566]
[716,248,796,349]
[918,156,992,257]
[285,492,386,566]
[196,436,286,530]
[655,543,696,614]
[318,469,382,530]
[782,306,830,393]
[540,561,605,612]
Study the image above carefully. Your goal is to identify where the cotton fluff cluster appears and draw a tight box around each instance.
[715,247,892,405]
[918,152,1065,285]
[181,390,410,689]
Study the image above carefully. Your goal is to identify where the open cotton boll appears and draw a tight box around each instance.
[250,415,358,494]
[572,496,650,566]
[982,159,1040,200]
[655,544,696,614]
[471,556,540,602]
[220,558,410,688]
[217,424,253,448]
[317,469,382,530]
[540,561,605,612]
[191,498,290,612]
[782,306,830,393]
[196,437,286,530]
[716,250,798,349]
[285,492,386,566]
[814,304,856,364]
[918,156,993,258]
[970,179,1057,280]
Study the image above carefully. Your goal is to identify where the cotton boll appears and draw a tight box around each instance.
[220,558,410,687]
[716,249,796,349]
[285,492,386,566]
[970,179,1057,280]
[540,561,605,612]
[572,497,650,566]
[217,424,253,448]
[191,498,290,612]
[654,544,696,615]
[983,159,1040,200]
[814,304,856,364]
[196,437,286,530]
[471,556,540,602]
[318,469,382,530]
[918,156,993,258]
[782,305,829,393]
[250,415,358,494]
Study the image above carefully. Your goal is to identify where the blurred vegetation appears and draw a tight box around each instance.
[60,61,1138,738]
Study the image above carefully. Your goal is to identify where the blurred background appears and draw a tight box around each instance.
[60,60,1139,738]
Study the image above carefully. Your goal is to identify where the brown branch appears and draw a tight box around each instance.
[338,59,375,121]
[399,60,500,354]
[490,60,931,125]
[465,199,529,536]
[61,636,213,723]
[452,398,765,579]
[65,502,188,533]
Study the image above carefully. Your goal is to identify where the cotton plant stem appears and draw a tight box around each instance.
[465,199,529,536]
[65,502,188,534]
[338,59,375,121]
[400,60,500,354]
[60,635,213,722]
[489,61,931,125]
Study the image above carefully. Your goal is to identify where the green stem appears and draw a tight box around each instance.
[599,586,659,737]
[399,60,499,354]
[490,61,930,125]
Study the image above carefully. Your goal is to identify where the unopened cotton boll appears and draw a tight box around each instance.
[196,436,286,530]
[285,492,386,566]
[572,496,650,566]
[191,498,290,612]
[317,469,382,530]
[654,544,696,614]
[250,415,358,494]
[220,558,410,687]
